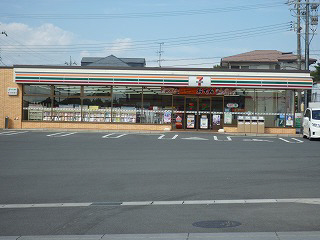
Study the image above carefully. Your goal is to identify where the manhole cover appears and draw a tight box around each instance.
[192,220,241,228]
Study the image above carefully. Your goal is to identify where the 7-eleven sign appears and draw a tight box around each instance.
[189,76,211,87]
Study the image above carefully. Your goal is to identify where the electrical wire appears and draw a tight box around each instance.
[0,1,286,20]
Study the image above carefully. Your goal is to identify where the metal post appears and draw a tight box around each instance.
[305,1,310,108]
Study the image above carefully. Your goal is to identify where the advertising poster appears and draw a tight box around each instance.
[286,115,293,126]
[200,115,208,129]
[212,115,221,125]
[224,113,232,124]
[164,111,171,123]
[187,114,195,128]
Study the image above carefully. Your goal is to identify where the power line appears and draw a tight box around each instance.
[0,1,286,20]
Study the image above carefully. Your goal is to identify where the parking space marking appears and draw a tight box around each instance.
[213,136,232,141]
[102,133,127,138]
[46,132,66,137]
[158,134,178,140]
[279,138,304,143]
[0,131,28,136]
[243,139,274,142]
[46,132,76,137]
[291,138,304,143]
[181,137,209,140]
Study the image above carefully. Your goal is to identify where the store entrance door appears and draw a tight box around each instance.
[185,97,198,129]
[185,97,211,130]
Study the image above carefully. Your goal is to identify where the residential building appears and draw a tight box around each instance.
[220,50,317,70]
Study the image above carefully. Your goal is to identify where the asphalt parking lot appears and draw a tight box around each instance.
[0,130,319,237]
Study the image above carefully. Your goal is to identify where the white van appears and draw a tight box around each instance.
[303,105,320,140]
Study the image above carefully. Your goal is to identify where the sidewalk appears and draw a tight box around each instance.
[0,128,303,137]
[1,232,320,240]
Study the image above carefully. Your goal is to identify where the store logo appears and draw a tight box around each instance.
[196,77,204,86]
[189,76,211,87]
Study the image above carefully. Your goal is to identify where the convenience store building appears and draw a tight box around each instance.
[0,65,313,133]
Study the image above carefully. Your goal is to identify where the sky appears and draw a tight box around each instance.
[0,0,319,68]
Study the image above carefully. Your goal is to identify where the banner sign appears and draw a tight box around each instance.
[162,87,236,96]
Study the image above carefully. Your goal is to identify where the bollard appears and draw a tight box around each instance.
[5,116,9,129]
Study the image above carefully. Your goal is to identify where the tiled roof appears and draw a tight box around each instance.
[221,50,316,63]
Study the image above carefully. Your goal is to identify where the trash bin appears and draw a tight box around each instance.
[258,116,265,134]
[5,116,9,129]
[244,116,251,133]
[251,116,258,133]
[237,116,244,133]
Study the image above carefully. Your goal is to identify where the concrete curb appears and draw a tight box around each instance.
[0,128,303,137]
[2,232,320,240]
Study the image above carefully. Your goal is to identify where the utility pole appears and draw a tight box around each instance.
[304,0,310,108]
[297,0,302,70]
[65,56,77,66]
[157,42,164,67]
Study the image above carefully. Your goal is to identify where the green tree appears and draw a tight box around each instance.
[311,64,320,83]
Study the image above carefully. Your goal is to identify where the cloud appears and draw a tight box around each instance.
[0,22,74,65]
[1,22,73,45]
[107,38,133,55]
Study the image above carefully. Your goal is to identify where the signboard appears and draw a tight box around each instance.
[295,113,302,128]
[200,115,208,129]
[189,76,211,87]
[212,115,221,125]
[187,114,195,128]
[7,88,18,96]
[178,87,236,96]
[227,103,239,108]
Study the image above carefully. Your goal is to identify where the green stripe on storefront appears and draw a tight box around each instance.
[287,82,312,85]
[261,81,287,84]
[236,81,261,84]
[211,80,237,83]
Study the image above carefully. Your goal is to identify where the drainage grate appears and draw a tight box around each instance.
[192,220,241,228]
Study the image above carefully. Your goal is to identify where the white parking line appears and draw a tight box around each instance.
[0,131,28,136]
[213,136,232,141]
[0,131,17,135]
[46,132,76,137]
[279,138,303,143]
[102,133,127,138]
[54,132,76,137]
[291,138,304,143]
[46,132,66,137]
[158,134,179,140]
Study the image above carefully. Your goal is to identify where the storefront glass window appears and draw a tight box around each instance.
[23,85,52,95]
[112,86,142,123]
[142,87,172,124]
[23,96,52,121]
[82,98,112,122]
[54,85,81,96]
[255,89,289,127]
[52,97,81,122]
[83,86,111,97]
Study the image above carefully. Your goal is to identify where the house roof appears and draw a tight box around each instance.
[82,55,130,67]
[81,55,146,67]
[221,50,317,64]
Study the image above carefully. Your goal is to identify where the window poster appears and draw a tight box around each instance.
[286,115,293,126]
[164,111,171,123]
[200,115,208,129]
[224,113,232,124]
[212,115,221,125]
[187,114,195,128]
